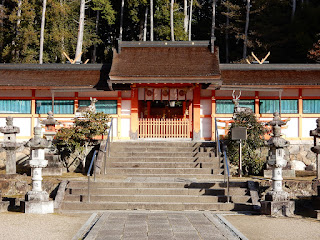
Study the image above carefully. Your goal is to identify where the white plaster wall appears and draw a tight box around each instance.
[121,118,130,138]
[215,118,232,136]
[200,118,212,138]
[200,99,211,115]
[0,90,32,97]
[14,118,32,137]
[121,100,131,115]
[302,118,318,138]
[282,117,299,138]
[109,117,118,137]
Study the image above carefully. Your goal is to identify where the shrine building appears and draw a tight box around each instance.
[0,41,319,147]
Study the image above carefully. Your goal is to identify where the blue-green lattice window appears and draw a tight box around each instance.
[216,100,255,114]
[303,100,320,113]
[78,100,117,114]
[0,100,31,113]
[36,100,74,114]
[259,100,298,114]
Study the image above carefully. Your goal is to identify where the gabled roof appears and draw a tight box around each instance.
[109,41,222,87]
[0,64,111,90]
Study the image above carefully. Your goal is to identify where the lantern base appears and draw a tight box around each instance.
[261,200,295,217]
[21,200,54,214]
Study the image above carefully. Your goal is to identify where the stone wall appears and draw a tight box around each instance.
[288,140,316,170]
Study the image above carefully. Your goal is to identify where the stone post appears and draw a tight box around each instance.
[21,126,54,214]
[0,190,9,212]
[0,117,22,174]
[310,118,320,180]
[261,112,295,217]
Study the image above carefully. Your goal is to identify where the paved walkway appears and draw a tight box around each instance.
[82,211,239,240]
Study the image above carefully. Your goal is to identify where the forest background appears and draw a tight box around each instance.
[1,0,320,64]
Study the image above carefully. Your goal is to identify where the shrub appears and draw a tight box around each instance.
[54,111,110,172]
[226,111,267,175]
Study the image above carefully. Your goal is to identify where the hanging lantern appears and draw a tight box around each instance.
[169,101,176,107]
[179,89,186,96]
[162,89,169,96]
[146,89,153,96]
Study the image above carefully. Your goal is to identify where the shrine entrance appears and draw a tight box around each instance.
[138,99,192,139]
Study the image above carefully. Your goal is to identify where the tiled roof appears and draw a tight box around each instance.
[109,41,221,85]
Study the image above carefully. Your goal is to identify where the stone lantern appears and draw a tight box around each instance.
[41,111,58,142]
[261,112,295,217]
[41,111,62,176]
[310,118,320,179]
[0,116,22,174]
[21,125,54,214]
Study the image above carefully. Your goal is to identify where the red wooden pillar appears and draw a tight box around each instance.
[131,86,139,139]
[193,85,201,140]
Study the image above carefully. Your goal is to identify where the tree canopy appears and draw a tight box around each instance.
[1,0,320,63]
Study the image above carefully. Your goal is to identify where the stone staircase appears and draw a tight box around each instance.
[60,141,254,212]
[103,141,222,178]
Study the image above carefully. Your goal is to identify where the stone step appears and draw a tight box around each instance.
[110,141,213,148]
[110,146,205,153]
[109,152,213,158]
[67,187,248,197]
[64,194,229,203]
[107,157,218,163]
[105,168,214,175]
[67,180,247,189]
[61,201,252,211]
[108,162,219,169]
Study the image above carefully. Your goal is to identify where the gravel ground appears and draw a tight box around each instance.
[224,214,320,240]
[0,212,90,240]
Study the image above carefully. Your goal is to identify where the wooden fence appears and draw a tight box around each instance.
[139,118,190,138]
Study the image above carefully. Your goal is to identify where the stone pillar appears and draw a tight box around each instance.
[261,112,295,217]
[193,85,201,141]
[21,126,54,214]
[0,117,22,174]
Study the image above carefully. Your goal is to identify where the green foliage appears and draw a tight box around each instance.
[54,111,110,171]
[92,0,116,24]
[226,111,267,175]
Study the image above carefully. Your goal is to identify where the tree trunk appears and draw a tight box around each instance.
[225,1,230,63]
[143,7,148,41]
[243,0,250,59]
[0,0,5,53]
[150,0,154,41]
[211,0,216,53]
[92,10,99,63]
[188,0,193,41]
[119,0,124,41]
[291,0,296,21]
[184,0,188,33]
[39,0,46,64]
[75,0,85,63]
[60,0,65,62]
[170,0,175,41]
